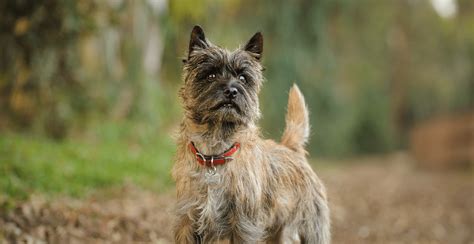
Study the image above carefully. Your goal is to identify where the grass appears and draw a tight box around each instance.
[0,122,175,199]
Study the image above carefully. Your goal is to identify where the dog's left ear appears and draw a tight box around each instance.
[244,32,263,61]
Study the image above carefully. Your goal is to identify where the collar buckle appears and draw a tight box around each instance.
[207,156,217,175]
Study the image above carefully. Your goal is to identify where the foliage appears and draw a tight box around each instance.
[162,0,473,156]
[1,0,473,158]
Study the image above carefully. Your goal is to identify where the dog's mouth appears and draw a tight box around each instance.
[211,101,241,113]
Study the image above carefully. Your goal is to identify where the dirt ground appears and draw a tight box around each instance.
[1,154,473,244]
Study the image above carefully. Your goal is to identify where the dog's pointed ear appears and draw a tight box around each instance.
[244,32,263,60]
[188,25,209,57]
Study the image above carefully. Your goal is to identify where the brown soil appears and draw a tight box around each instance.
[1,154,473,243]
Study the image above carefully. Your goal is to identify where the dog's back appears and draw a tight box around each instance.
[266,85,331,243]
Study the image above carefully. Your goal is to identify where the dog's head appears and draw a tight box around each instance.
[180,26,264,129]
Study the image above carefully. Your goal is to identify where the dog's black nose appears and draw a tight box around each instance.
[224,87,238,99]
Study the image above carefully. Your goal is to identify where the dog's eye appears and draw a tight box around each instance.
[238,75,246,82]
[207,73,216,81]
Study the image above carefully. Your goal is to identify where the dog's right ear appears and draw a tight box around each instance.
[244,32,263,61]
[188,25,209,58]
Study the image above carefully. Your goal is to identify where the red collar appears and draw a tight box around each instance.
[189,142,240,167]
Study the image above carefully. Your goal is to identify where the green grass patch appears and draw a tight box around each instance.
[0,122,175,199]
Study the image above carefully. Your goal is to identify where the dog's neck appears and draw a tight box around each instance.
[181,118,257,155]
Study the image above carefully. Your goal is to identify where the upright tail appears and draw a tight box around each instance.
[281,84,310,154]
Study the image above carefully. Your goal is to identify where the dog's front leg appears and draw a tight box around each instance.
[229,218,266,244]
[174,215,202,244]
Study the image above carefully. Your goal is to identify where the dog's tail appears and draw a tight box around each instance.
[281,84,310,154]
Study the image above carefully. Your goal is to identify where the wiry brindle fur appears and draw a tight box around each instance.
[172,26,330,243]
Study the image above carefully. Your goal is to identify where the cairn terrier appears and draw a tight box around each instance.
[172,26,330,243]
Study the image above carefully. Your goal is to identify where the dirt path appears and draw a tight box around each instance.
[1,156,473,243]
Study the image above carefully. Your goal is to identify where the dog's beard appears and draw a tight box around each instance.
[191,95,250,126]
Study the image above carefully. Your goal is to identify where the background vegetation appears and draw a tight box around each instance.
[0,0,473,198]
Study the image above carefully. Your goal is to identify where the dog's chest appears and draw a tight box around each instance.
[194,170,235,235]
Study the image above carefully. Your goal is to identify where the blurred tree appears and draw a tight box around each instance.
[0,0,168,139]
[0,0,97,138]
